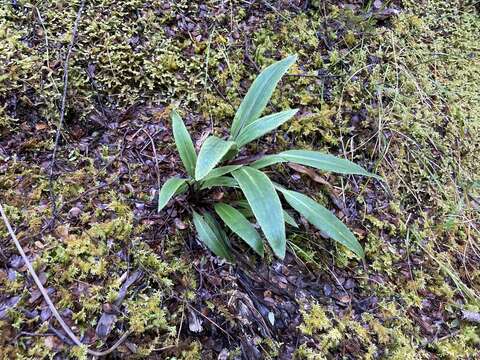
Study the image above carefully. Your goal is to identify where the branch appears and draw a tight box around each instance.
[0,206,132,357]
[47,0,84,228]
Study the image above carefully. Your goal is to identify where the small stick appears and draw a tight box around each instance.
[0,203,132,356]
[141,128,161,190]
[47,0,85,228]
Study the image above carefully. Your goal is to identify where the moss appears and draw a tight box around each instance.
[126,291,172,334]
[1,0,479,358]
[299,303,331,336]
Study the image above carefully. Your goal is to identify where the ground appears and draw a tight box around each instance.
[0,0,479,359]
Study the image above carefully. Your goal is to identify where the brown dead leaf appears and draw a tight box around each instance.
[353,228,367,237]
[287,163,330,186]
[35,123,48,131]
[54,225,70,240]
[212,191,224,201]
[151,107,168,123]
[195,129,211,151]
[336,294,351,303]
[44,335,63,351]
[34,241,45,249]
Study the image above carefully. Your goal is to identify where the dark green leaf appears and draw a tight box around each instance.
[158,177,188,212]
[283,210,298,228]
[203,211,229,245]
[200,176,238,190]
[235,109,298,147]
[279,150,381,179]
[195,136,236,180]
[203,165,243,180]
[230,55,297,139]
[250,154,285,170]
[232,167,286,259]
[171,110,197,177]
[192,211,232,261]
[214,203,264,257]
[276,187,364,258]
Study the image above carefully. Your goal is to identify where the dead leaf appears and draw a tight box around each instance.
[175,218,187,230]
[35,123,48,131]
[212,191,224,201]
[287,163,330,186]
[188,310,203,333]
[373,0,383,9]
[54,225,70,240]
[195,129,211,151]
[44,336,63,350]
[35,241,45,249]
[96,313,117,338]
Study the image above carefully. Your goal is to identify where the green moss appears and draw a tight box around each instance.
[1,0,479,358]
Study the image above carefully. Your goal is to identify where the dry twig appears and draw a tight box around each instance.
[47,0,85,228]
[0,203,132,356]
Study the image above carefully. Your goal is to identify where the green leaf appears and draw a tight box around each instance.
[232,199,254,218]
[171,110,197,177]
[192,211,232,261]
[214,203,264,257]
[203,211,229,245]
[232,167,286,259]
[200,176,238,190]
[250,154,286,170]
[230,55,297,139]
[279,150,381,179]
[283,210,298,228]
[251,150,381,179]
[158,177,188,212]
[203,165,243,180]
[236,109,298,147]
[276,187,364,258]
[234,199,297,228]
[195,136,237,180]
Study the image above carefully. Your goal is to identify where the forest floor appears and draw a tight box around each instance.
[1,0,480,359]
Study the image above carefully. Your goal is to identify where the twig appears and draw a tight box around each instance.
[0,203,132,356]
[34,6,60,96]
[141,128,161,190]
[47,0,85,229]
[181,300,232,341]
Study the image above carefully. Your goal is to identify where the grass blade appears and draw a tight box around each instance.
[232,167,286,259]
[214,203,264,257]
[171,110,197,177]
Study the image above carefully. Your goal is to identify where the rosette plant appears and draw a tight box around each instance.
[158,55,380,261]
